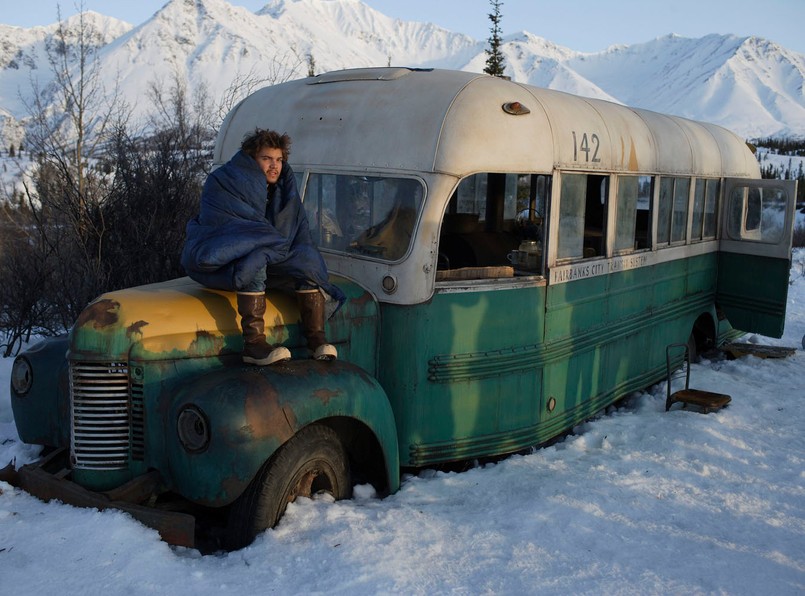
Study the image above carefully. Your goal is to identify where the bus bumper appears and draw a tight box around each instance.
[8,448,195,548]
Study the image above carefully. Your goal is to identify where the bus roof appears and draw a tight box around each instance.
[215,67,759,179]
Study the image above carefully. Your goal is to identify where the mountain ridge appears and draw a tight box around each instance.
[1,0,803,143]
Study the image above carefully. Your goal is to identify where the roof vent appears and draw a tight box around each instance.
[309,67,432,85]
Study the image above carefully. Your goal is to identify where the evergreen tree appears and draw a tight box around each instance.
[307,53,316,77]
[484,0,506,77]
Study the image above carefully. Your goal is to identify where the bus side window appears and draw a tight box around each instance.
[726,185,787,244]
[558,173,608,259]
[671,178,691,243]
[439,173,519,270]
[657,177,673,244]
[438,173,547,276]
[703,179,720,239]
[635,176,653,249]
[658,177,691,245]
[615,175,653,253]
[690,178,720,242]
[691,179,705,241]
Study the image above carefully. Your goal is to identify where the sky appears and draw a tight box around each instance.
[1,244,804,592]
[0,0,804,54]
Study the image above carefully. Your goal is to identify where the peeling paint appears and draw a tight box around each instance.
[126,320,149,339]
[74,299,120,329]
[220,472,249,502]
[242,376,295,441]
[351,292,374,308]
[312,387,342,405]
[187,330,224,357]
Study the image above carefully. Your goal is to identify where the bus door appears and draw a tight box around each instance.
[716,178,797,338]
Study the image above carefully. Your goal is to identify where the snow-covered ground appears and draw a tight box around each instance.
[1,250,804,595]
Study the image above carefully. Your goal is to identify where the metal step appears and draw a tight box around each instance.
[666,388,731,414]
[666,342,732,414]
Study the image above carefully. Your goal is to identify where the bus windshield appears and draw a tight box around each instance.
[302,173,424,261]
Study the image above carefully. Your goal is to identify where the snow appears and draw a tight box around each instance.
[1,246,804,593]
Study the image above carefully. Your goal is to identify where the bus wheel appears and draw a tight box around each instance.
[225,424,351,550]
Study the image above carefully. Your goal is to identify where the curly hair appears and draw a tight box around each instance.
[240,128,292,161]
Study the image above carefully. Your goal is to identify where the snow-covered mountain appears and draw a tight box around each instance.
[0,10,132,144]
[1,0,804,141]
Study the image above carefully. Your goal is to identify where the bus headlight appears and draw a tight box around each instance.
[177,405,210,453]
[11,356,33,395]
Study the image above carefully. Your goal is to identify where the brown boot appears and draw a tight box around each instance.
[237,292,291,365]
[296,289,337,360]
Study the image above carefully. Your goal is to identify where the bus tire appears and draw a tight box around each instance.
[225,424,351,550]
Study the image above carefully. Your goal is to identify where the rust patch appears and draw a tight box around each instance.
[126,320,149,339]
[351,292,374,308]
[243,375,296,441]
[219,472,251,505]
[312,387,342,406]
[628,139,639,171]
[188,330,224,357]
[267,359,349,378]
[74,299,120,329]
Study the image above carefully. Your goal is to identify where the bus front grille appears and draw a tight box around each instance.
[69,361,131,470]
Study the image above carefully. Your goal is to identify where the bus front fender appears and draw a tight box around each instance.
[163,359,399,507]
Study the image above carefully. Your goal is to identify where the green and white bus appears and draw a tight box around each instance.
[9,68,796,550]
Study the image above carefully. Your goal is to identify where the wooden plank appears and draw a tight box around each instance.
[436,266,514,281]
[722,342,796,359]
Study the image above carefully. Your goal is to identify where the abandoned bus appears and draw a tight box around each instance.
[9,68,796,550]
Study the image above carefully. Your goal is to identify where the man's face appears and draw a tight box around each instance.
[254,147,283,184]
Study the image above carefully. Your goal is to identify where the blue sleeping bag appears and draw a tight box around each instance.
[181,150,345,309]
